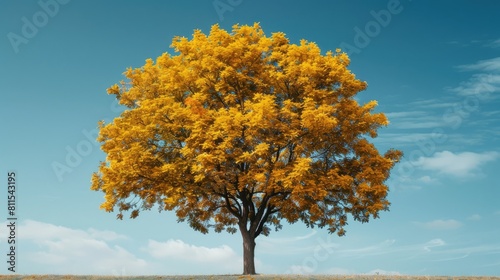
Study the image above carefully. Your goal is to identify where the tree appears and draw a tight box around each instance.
[91,23,402,275]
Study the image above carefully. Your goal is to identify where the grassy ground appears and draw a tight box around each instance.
[0,275,499,280]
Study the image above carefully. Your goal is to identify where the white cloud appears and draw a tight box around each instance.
[423,238,446,251]
[413,150,499,177]
[11,220,249,275]
[449,57,500,101]
[144,239,244,274]
[88,228,128,241]
[146,239,238,262]
[417,219,463,230]
[452,58,500,99]
[450,73,500,97]
[17,220,148,275]
[457,57,500,72]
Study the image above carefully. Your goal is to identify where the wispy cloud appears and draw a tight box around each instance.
[376,132,441,145]
[485,39,500,49]
[408,99,463,109]
[385,111,444,129]
[450,73,500,98]
[284,239,398,274]
[385,111,429,118]
[447,39,500,49]
[423,238,446,251]
[413,150,499,177]
[416,219,463,230]
[457,57,500,72]
[261,230,317,244]
[428,243,500,263]
[338,239,397,257]
[258,230,327,255]
[393,120,444,129]
[451,57,500,99]
[481,110,500,117]
[431,253,470,262]
[285,235,500,275]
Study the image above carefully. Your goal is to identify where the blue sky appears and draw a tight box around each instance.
[1,0,499,276]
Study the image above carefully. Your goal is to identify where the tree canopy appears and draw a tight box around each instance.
[91,23,402,274]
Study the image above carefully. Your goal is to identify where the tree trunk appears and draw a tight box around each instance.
[241,229,256,275]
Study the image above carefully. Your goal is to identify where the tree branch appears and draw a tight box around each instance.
[222,186,241,219]
[255,204,274,237]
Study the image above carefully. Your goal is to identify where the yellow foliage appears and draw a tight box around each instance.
[91,23,402,238]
